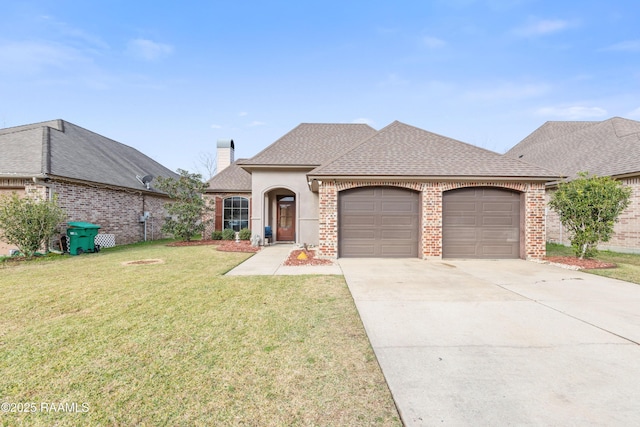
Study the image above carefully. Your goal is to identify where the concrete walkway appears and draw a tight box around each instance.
[225,244,343,275]
[339,258,640,426]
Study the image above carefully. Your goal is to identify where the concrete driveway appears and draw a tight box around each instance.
[339,258,640,426]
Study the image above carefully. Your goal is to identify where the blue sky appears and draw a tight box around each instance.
[1,0,639,174]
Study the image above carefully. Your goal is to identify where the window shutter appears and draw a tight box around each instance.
[215,197,223,231]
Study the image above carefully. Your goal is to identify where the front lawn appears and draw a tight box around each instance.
[0,242,400,426]
[547,243,640,284]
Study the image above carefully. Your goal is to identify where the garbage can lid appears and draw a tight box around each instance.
[67,221,101,229]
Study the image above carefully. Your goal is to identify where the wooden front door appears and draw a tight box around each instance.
[277,196,295,241]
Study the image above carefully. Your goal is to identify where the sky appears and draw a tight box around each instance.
[1,0,639,176]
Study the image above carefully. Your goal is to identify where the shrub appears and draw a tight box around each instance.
[238,228,251,240]
[211,230,223,240]
[222,228,235,240]
[0,193,66,258]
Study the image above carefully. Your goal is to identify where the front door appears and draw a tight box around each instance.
[277,196,295,241]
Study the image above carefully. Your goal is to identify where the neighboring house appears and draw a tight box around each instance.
[0,119,179,255]
[505,117,640,253]
[210,120,559,259]
[204,139,252,238]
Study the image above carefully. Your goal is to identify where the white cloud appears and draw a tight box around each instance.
[513,19,571,37]
[210,124,223,129]
[238,112,248,117]
[627,107,640,119]
[248,121,266,127]
[378,73,409,87]
[126,38,173,61]
[535,105,607,119]
[422,36,446,48]
[465,82,550,101]
[603,40,640,52]
[352,118,375,126]
[0,40,88,74]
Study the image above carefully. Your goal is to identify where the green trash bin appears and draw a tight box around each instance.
[67,222,101,255]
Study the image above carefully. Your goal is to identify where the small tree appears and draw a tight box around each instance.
[549,172,632,259]
[155,169,211,241]
[0,193,66,257]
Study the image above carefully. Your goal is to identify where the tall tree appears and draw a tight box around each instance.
[155,169,212,241]
[549,172,631,259]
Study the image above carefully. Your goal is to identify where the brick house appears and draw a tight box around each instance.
[505,117,640,253]
[210,121,558,259]
[0,119,178,255]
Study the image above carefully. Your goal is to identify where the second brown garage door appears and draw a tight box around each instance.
[339,186,419,257]
[442,187,521,259]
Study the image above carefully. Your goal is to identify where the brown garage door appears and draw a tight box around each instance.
[443,187,521,259]
[339,186,419,257]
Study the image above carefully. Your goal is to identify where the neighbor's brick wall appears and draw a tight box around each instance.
[547,178,640,253]
[318,180,547,260]
[52,181,171,245]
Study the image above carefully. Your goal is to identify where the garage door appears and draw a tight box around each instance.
[443,187,521,259]
[339,186,419,257]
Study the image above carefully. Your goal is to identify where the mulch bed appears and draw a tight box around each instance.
[283,249,334,266]
[167,240,261,253]
[544,256,616,270]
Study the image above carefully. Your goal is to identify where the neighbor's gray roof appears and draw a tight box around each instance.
[0,119,178,191]
[238,123,377,167]
[309,121,560,179]
[505,117,640,179]
[206,160,251,192]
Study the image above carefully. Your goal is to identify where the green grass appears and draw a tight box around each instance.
[0,242,400,426]
[547,242,640,284]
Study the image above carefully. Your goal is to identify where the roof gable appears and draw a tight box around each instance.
[505,117,640,179]
[238,123,377,167]
[310,121,559,178]
[0,120,178,191]
[206,160,251,192]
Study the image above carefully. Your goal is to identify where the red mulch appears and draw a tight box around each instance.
[283,249,334,266]
[167,240,261,253]
[544,256,616,270]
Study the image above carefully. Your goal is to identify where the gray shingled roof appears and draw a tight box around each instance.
[0,119,178,191]
[309,121,559,178]
[238,123,377,167]
[505,117,640,179]
[206,160,251,192]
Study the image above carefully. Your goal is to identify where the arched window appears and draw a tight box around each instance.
[223,196,249,231]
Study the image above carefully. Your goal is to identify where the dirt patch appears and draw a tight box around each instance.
[122,259,164,266]
[166,240,261,253]
[283,249,334,266]
[544,256,617,270]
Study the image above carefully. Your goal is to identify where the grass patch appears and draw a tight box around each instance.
[547,243,640,284]
[0,242,400,426]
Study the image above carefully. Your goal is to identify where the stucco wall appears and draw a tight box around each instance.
[250,170,318,245]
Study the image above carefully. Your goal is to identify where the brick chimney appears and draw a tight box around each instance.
[216,139,234,173]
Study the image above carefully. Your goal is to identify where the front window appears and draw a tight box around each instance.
[223,196,249,231]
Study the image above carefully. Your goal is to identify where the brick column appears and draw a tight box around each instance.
[422,183,443,258]
[525,183,546,259]
[318,181,338,258]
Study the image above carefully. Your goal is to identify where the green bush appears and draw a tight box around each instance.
[222,228,235,240]
[211,230,223,240]
[238,228,251,240]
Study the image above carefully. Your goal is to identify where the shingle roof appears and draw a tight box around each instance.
[238,123,377,167]
[206,160,251,192]
[0,119,178,191]
[309,121,559,178]
[505,117,640,179]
